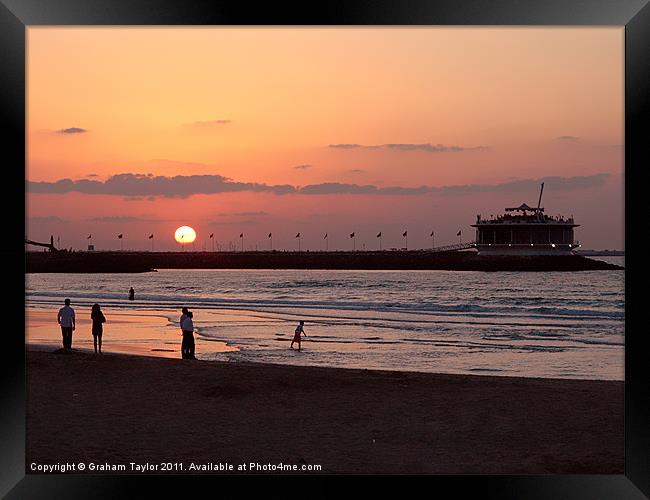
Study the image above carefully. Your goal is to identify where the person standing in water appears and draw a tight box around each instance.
[57,298,76,350]
[291,320,307,351]
[128,287,135,301]
[90,303,106,354]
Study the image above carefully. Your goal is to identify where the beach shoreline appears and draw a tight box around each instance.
[26,295,625,381]
[26,346,624,474]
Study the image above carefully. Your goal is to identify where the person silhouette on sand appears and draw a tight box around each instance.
[291,320,307,351]
[180,309,196,360]
[90,304,106,354]
[57,298,76,350]
[128,287,135,301]
[179,307,188,358]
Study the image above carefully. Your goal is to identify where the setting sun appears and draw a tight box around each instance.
[174,226,196,244]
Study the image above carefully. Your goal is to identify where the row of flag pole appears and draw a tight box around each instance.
[233,230,462,251]
[83,230,463,251]
[87,233,154,251]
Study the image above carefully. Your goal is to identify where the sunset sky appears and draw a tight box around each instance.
[26,27,624,251]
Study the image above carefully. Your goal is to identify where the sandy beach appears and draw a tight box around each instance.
[26,308,236,359]
[26,346,623,474]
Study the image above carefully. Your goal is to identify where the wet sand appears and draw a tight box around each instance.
[26,347,623,474]
[26,309,236,359]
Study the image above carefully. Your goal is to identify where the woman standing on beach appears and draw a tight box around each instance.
[180,309,196,360]
[90,303,106,354]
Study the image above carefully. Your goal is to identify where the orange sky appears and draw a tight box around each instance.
[26,27,624,251]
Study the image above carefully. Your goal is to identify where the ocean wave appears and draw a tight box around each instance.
[26,291,624,322]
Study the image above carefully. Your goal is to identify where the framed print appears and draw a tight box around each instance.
[2,0,648,497]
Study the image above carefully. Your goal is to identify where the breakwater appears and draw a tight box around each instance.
[26,250,623,273]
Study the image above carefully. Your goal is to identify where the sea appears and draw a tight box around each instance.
[26,256,624,380]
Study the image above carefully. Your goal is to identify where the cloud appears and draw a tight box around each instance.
[28,216,67,223]
[57,127,87,134]
[27,173,610,198]
[217,211,269,217]
[294,164,313,170]
[347,169,366,174]
[27,173,296,198]
[299,183,381,195]
[89,216,145,223]
[298,174,609,196]
[123,196,158,202]
[329,143,488,152]
[557,136,579,141]
[384,143,487,152]
[186,120,232,128]
[209,219,259,226]
[328,144,369,149]
[436,174,610,195]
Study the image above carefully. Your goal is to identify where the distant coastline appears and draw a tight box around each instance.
[26,249,624,273]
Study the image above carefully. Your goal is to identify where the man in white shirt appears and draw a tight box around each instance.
[57,298,76,350]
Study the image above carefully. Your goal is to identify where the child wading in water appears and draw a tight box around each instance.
[291,320,307,351]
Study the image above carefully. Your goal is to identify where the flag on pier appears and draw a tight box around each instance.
[296,233,300,238]
[457,230,461,236]
[87,234,92,239]
[402,231,407,237]
[350,232,355,238]
[430,231,434,237]
[209,233,214,239]
[268,233,272,238]
[240,233,243,238]
[148,234,154,239]
[376,232,382,238]
[324,233,328,239]
[117,234,123,239]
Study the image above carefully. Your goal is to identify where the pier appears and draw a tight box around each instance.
[26,249,623,273]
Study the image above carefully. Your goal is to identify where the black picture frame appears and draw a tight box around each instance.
[3,0,648,496]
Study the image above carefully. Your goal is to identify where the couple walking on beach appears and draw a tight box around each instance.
[57,298,106,354]
[180,307,197,360]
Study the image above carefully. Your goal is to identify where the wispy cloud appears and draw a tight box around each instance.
[329,143,488,152]
[209,219,259,226]
[347,169,366,174]
[89,216,146,223]
[27,173,610,198]
[556,135,579,141]
[217,211,269,217]
[57,127,87,134]
[28,216,67,223]
[185,120,232,129]
[294,164,313,170]
[298,174,609,196]
[329,144,369,149]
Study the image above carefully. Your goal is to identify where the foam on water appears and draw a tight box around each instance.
[26,263,624,380]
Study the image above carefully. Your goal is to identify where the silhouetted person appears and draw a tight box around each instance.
[91,303,106,354]
[128,287,135,301]
[181,310,196,360]
[179,306,189,358]
[291,320,307,351]
[57,298,75,350]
